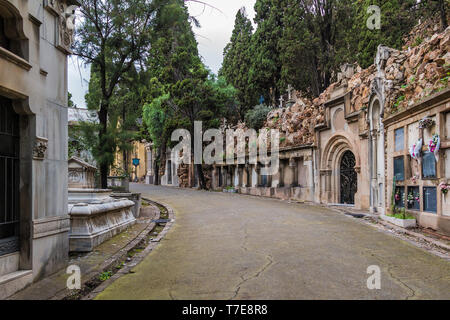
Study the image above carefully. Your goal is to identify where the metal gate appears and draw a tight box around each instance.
[0,97,20,256]
[340,150,357,205]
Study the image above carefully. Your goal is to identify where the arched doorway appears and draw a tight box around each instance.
[340,150,357,205]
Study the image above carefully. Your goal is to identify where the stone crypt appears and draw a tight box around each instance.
[68,157,136,252]
[0,0,80,298]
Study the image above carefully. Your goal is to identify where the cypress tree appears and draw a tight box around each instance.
[220,7,256,119]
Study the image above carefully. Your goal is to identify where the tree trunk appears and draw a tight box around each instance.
[123,150,128,175]
[154,162,159,185]
[196,164,207,190]
[98,102,109,189]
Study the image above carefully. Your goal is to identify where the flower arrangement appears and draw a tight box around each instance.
[409,139,422,160]
[419,117,435,129]
[439,182,450,195]
[407,192,420,205]
[428,134,441,161]
[395,190,404,203]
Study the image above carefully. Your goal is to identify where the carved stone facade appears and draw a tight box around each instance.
[0,0,79,299]
[44,0,77,54]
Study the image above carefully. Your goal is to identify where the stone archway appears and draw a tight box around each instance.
[320,133,360,205]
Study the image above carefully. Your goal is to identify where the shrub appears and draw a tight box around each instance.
[244,104,272,130]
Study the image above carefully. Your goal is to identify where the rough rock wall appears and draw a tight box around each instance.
[384,28,449,115]
[177,164,213,189]
[262,26,450,148]
[178,164,189,188]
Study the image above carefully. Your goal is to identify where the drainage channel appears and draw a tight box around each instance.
[63,199,173,300]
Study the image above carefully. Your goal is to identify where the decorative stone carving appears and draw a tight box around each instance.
[33,136,48,160]
[44,0,78,54]
[68,157,97,188]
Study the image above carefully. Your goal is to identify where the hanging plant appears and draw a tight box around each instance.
[419,117,435,129]
[409,138,423,160]
[428,134,441,161]
[439,182,450,195]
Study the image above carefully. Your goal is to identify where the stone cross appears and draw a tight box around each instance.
[279,95,284,108]
[287,84,293,100]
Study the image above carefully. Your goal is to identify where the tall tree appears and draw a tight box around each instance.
[73,0,166,188]
[220,7,256,119]
[250,0,285,105]
[352,0,419,68]
[143,0,236,189]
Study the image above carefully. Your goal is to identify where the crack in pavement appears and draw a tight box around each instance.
[369,253,417,300]
[230,223,275,300]
[230,255,274,300]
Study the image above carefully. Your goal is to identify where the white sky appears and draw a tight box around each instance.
[68,0,256,109]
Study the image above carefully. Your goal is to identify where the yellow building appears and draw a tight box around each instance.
[111,140,149,182]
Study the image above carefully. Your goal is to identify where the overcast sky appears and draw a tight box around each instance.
[68,0,256,109]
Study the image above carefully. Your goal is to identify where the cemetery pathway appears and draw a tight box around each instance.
[96,184,450,300]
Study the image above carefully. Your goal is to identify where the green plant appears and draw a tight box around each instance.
[244,104,272,130]
[115,262,125,270]
[99,271,113,281]
[413,36,423,47]
[387,212,415,220]
[272,116,279,124]
[390,177,397,214]
[280,137,286,143]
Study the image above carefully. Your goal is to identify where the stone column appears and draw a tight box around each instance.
[252,165,258,187]
[145,144,153,184]
[238,165,244,187]
[276,160,285,187]
[242,165,248,187]
[233,166,239,187]
[370,129,378,211]
[288,157,298,187]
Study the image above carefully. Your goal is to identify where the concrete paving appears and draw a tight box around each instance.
[96,184,450,300]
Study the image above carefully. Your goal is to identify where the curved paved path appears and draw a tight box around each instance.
[96,184,450,300]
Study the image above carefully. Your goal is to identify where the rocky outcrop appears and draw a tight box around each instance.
[178,164,189,188]
[259,25,450,148]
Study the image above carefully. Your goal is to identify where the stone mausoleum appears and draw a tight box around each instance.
[0,0,79,298]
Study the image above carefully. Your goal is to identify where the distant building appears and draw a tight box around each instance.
[68,106,97,165]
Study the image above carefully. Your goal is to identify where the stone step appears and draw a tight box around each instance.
[0,270,33,299]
